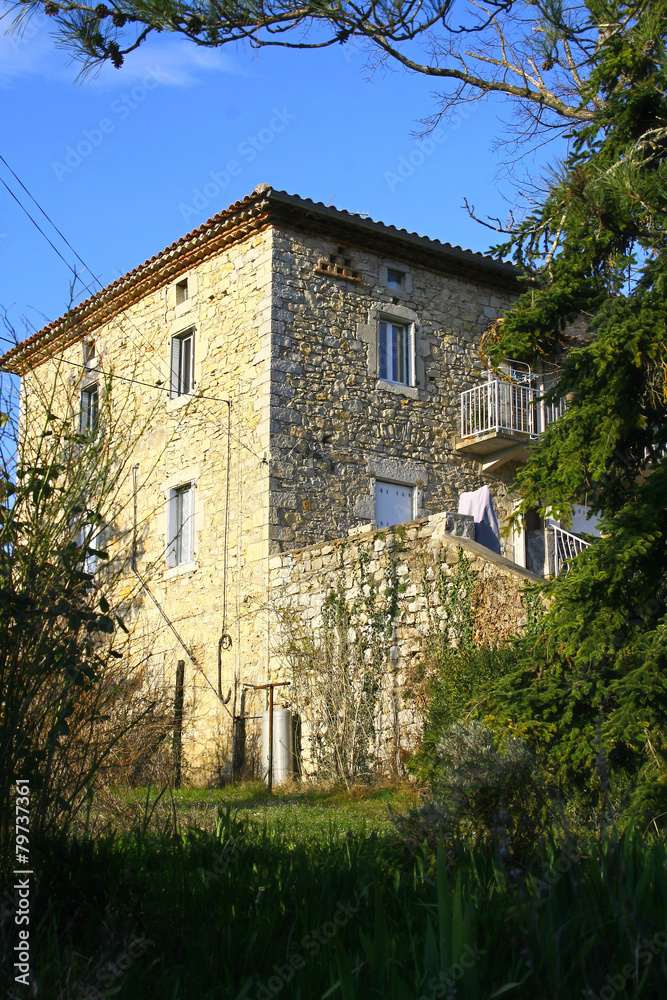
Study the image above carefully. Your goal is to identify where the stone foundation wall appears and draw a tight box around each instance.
[268,510,538,776]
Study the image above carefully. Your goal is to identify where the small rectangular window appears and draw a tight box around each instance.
[379,321,412,385]
[75,522,100,576]
[83,341,96,369]
[170,330,194,398]
[79,384,99,434]
[375,481,414,528]
[167,483,194,567]
[386,269,404,291]
[176,279,188,304]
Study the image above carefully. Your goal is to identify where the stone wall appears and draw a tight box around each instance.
[268,510,538,775]
[265,227,522,558]
[17,212,529,784]
[22,227,278,783]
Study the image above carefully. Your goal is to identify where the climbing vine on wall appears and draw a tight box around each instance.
[276,538,405,786]
[409,550,521,781]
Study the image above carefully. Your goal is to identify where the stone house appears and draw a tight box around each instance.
[1,184,557,781]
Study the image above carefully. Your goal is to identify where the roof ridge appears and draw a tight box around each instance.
[0,185,514,374]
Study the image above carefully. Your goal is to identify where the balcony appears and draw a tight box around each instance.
[550,524,591,577]
[455,377,565,471]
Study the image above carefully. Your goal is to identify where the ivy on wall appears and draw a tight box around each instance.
[275,537,406,785]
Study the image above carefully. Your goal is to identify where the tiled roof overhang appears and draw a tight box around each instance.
[0,184,519,376]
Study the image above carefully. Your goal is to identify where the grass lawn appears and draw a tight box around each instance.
[5,781,667,1000]
[90,779,423,842]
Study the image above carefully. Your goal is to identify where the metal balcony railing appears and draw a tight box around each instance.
[551,525,591,577]
[460,378,565,441]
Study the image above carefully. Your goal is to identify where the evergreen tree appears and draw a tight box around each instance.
[483,4,667,810]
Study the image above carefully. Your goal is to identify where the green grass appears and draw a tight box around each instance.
[5,784,667,1000]
[94,779,422,841]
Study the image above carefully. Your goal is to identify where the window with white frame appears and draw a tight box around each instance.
[386,269,404,292]
[74,523,100,576]
[375,481,415,528]
[167,483,195,567]
[170,329,195,398]
[79,384,99,435]
[379,321,412,386]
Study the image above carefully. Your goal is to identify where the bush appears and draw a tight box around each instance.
[398,721,549,860]
[410,643,519,783]
[0,347,173,867]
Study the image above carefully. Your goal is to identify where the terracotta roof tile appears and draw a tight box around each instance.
[0,185,515,374]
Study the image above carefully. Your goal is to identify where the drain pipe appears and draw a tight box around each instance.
[218,401,233,703]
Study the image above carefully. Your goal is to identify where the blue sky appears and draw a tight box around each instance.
[1,13,553,344]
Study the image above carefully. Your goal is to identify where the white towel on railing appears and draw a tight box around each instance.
[457,485,501,554]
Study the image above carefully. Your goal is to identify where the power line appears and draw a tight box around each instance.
[0,162,268,469]
[53,354,232,406]
[0,178,77,278]
[0,153,98,284]
[0,155,200,400]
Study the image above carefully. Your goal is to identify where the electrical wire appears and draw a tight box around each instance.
[0,178,78,277]
[0,152,97,282]
[0,154,215,406]
[0,162,269,469]
[0,164,258,724]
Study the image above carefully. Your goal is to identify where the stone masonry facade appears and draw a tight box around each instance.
[264,215,522,554]
[268,511,538,775]
[2,185,534,784]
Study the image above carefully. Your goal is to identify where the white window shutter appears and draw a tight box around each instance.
[167,490,176,566]
[170,337,180,398]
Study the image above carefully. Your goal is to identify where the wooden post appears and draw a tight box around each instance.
[173,659,185,789]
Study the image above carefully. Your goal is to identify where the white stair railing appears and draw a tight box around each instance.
[551,525,591,577]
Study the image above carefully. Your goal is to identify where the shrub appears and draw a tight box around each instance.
[398,721,549,860]
[410,643,519,783]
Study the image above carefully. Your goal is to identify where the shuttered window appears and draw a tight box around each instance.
[170,329,194,398]
[167,483,194,567]
[375,481,414,528]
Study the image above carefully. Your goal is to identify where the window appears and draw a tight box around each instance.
[167,483,194,567]
[375,481,414,528]
[175,278,188,304]
[75,523,99,576]
[83,341,96,369]
[170,329,194,398]
[386,269,404,291]
[79,384,99,434]
[379,321,412,385]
